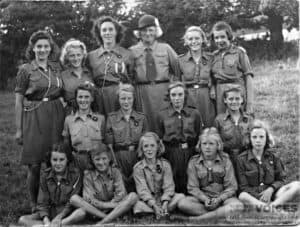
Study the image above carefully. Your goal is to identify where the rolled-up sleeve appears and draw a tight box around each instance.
[187,161,208,202]
[161,161,175,202]
[111,169,127,203]
[133,166,155,204]
[62,117,70,138]
[218,159,237,201]
[166,44,181,81]
[239,50,253,77]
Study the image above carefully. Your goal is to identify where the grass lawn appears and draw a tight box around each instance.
[0,60,299,226]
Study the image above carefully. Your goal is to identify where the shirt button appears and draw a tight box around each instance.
[260,182,264,186]
[178,115,181,119]
[259,161,262,165]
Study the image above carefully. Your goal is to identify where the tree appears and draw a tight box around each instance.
[0,0,128,89]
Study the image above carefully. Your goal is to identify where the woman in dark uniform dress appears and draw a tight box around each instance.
[179,26,216,127]
[15,30,65,212]
[60,39,94,115]
[88,16,134,116]
[130,14,181,132]
[105,84,148,192]
[157,81,202,193]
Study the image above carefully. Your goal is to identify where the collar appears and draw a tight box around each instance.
[198,153,222,164]
[68,67,90,77]
[47,166,69,181]
[167,105,191,117]
[141,158,162,170]
[97,45,123,58]
[223,109,250,122]
[31,60,56,71]
[182,50,210,63]
[114,109,140,122]
[134,41,158,57]
[93,166,113,181]
[72,111,95,122]
[247,149,272,161]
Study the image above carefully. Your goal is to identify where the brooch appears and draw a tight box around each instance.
[156,164,162,173]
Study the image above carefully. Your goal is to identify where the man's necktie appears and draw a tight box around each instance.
[145,48,157,82]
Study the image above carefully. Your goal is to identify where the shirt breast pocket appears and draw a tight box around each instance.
[264,162,275,184]
[183,118,196,136]
[197,169,209,187]
[131,119,144,142]
[112,126,126,144]
[224,54,238,75]
[29,73,42,82]
[70,126,85,146]
[221,124,234,140]
[212,169,225,184]
[155,52,168,66]
[88,123,102,141]
[245,170,259,186]
[164,119,176,137]
[60,183,73,203]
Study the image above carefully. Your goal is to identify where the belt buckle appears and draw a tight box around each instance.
[193,84,200,89]
[150,81,156,85]
[42,97,49,102]
[181,143,188,149]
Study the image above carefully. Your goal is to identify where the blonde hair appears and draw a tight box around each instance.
[249,119,275,149]
[137,132,165,159]
[60,38,87,66]
[183,26,207,47]
[197,127,224,153]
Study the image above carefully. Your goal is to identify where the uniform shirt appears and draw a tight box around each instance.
[236,149,286,198]
[15,60,62,101]
[61,67,94,103]
[130,41,181,82]
[105,110,148,146]
[62,112,105,151]
[187,153,237,201]
[37,164,82,219]
[179,51,212,86]
[214,110,253,153]
[157,105,202,144]
[212,44,253,83]
[87,45,134,85]
[83,167,127,203]
[133,158,175,204]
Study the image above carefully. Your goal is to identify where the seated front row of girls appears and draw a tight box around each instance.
[19,122,300,226]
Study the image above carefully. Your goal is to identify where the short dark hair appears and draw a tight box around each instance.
[165,81,189,105]
[25,30,60,61]
[211,21,233,41]
[91,16,124,46]
[248,120,275,150]
[223,86,245,102]
[45,142,73,167]
[89,143,114,168]
[74,82,99,112]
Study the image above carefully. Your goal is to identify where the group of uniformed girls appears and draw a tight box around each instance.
[16,14,300,226]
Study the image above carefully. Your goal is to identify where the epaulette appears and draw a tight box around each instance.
[107,111,118,117]
[212,49,220,55]
[43,167,52,173]
[190,154,200,160]
[133,160,143,169]
[178,53,186,58]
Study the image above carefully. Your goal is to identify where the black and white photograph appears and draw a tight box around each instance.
[0,0,299,226]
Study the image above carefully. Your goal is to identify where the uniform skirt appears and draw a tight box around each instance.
[187,86,216,128]
[135,82,169,132]
[22,99,64,164]
[115,148,137,192]
[164,145,195,193]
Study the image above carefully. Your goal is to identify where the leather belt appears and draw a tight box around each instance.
[136,80,169,85]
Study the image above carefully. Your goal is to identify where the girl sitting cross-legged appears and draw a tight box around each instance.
[69,143,138,225]
[177,128,244,221]
[133,132,185,219]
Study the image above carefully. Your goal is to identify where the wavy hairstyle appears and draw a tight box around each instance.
[25,30,60,61]
[60,38,87,67]
[89,143,114,169]
[45,142,73,167]
[183,26,208,48]
[137,132,165,159]
[91,16,124,46]
[74,81,99,113]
